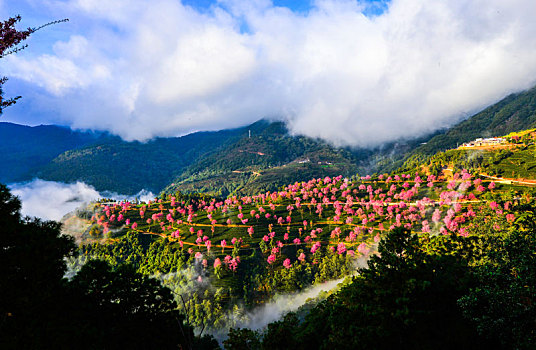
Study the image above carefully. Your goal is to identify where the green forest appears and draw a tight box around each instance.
[57,165,536,349]
[5,165,536,349]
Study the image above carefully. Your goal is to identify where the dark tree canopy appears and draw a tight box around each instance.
[0,183,218,349]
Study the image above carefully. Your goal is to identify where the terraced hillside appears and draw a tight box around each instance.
[74,169,521,336]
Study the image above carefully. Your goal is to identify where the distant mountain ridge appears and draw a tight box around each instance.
[3,85,536,195]
[1,119,370,195]
[0,123,109,183]
[0,121,246,192]
[164,120,366,196]
[34,125,248,194]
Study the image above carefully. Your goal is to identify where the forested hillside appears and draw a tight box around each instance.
[164,120,366,197]
[403,86,536,167]
[64,167,536,349]
[0,123,107,182]
[36,126,246,194]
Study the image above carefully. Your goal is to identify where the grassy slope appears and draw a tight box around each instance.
[78,166,526,333]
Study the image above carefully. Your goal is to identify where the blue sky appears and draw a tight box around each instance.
[2,0,536,147]
[181,0,319,13]
[180,1,389,15]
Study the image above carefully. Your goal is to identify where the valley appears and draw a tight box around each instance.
[3,3,536,348]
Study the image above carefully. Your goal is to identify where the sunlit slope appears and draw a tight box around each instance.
[75,169,521,331]
[403,86,536,166]
[403,128,536,184]
[164,122,363,197]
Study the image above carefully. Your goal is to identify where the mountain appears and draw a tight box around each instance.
[164,120,367,196]
[1,119,380,195]
[4,85,536,195]
[401,86,536,169]
[36,126,247,194]
[0,122,108,183]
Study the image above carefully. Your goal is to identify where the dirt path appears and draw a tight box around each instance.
[479,173,536,186]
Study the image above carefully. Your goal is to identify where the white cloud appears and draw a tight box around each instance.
[232,277,345,331]
[4,0,536,146]
[8,179,154,221]
[9,179,101,220]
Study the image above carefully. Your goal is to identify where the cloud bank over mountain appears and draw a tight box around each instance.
[9,179,154,221]
[9,179,102,220]
[4,0,536,146]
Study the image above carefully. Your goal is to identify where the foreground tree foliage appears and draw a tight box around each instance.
[226,211,536,349]
[0,184,218,349]
[293,228,487,350]
[458,203,536,349]
[0,184,76,348]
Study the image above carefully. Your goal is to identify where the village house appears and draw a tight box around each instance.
[460,137,506,148]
